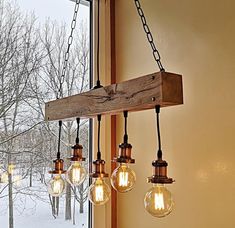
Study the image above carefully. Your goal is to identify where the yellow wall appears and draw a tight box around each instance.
[115,0,235,228]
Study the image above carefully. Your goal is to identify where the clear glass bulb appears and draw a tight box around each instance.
[88,177,111,205]
[66,161,87,186]
[47,174,65,197]
[144,184,174,217]
[111,163,136,193]
[1,172,8,183]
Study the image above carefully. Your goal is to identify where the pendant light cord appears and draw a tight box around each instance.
[97,115,101,160]
[124,111,128,143]
[76,118,80,144]
[94,0,102,88]
[155,105,162,159]
[57,120,63,159]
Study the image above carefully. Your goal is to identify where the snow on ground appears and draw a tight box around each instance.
[0,178,89,228]
[0,1,91,226]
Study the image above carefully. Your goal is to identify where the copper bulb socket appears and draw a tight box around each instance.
[147,159,174,184]
[69,143,86,162]
[114,142,135,164]
[49,158,66,174]
[90,159,109,178]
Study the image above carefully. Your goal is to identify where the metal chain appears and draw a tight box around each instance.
[57,0,81,99]
[134,0,165,72]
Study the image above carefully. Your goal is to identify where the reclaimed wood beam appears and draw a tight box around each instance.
[45,71,183,121]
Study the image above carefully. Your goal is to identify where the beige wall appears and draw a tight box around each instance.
[115,0,235,228]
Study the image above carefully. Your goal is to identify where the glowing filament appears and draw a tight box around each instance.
[53,180,62,195]
[72,167,81,183]
[95,185,104,202]
[154,193,165,210]
[119,171,129,187]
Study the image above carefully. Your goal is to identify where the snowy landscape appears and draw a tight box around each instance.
[0,179,89,228]
[0,0,91,227]
[0,173,88,228]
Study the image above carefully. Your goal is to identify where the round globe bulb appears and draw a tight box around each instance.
[47,174,65,197]
[66,161,87,187]
[1,172,8,183]
[144,184,174,217]
[88,177,111,205]
[111,163,136,193]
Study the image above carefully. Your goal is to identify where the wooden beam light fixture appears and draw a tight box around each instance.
[45,71,183,121]
[44,0,184,218]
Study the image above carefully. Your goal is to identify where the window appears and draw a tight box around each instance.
[0,0,92,227]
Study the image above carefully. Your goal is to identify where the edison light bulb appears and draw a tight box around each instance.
[144,184,174,217]
[111,163,136,193]
[1,172,8,183]
[48,175,65,197]
[66,161,87,186]
[88,177,111,205]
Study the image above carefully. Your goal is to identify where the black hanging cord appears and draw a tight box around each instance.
[123,111,128,144]
[97,115,102,160]
[76,118,80,144]
[57,120,63,159]
[94,0,102,88]
[155,105,162,159]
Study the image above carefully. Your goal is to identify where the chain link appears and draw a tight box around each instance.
[57,0,81,99]
[134,0,165,72]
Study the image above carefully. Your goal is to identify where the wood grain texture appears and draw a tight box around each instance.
[45,71,183,121]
